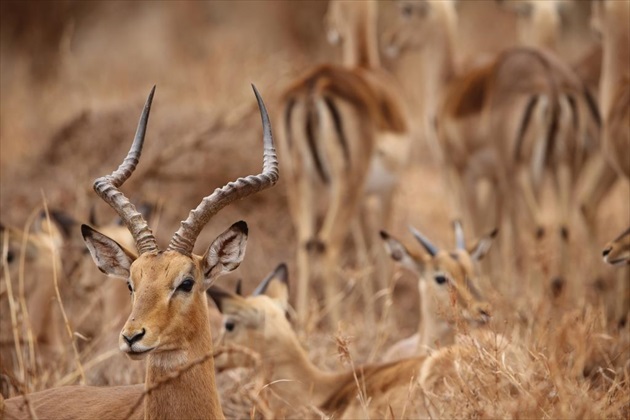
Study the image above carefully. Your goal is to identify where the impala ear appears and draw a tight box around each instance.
[253,263,289,311]
[380,230,425,273]
[81,224,136,280]
[202,221,248,288]
[468,228,499,261]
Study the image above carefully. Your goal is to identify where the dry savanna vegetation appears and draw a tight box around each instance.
[0,1,629,419]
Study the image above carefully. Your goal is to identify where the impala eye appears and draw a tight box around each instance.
[225,320,235,332]
[127,282,133,294]
[6,250,14,264]
[434,275,448,285]
[177,278,195,293]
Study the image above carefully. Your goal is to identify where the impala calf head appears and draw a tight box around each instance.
[81,85,278,366]
[208,263,291,371]
[381,221,496,327]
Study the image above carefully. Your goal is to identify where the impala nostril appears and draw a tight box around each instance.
[602,247,611,257]
[123,328,146,346]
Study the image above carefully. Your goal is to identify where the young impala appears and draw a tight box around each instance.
[379,221,498,361]
[208,246,517,418]
[278,0,411,325]
[209,263,426,418]
[3,84,278,419]
[385,0,600,292]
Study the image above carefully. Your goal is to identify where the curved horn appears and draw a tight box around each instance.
[168,85,279,255]
[93,86,158,255]
[409,225,438,256]
[453,219,465,250]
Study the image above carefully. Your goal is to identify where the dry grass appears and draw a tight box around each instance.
[1,1,628,419]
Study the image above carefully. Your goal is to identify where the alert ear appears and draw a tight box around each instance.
[380,230,425,273]
[81,224,136,280]
[253,263,289,311]
[468,228,499,261]
[201,221,248,288]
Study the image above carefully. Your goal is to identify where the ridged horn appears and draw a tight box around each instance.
[92,86,158,255]
[168,85,279,255]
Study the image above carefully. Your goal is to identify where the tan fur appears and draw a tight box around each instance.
[210,268,427,419]
[581,1,629,241]
[278,0,411,325]
[381,226,495,361]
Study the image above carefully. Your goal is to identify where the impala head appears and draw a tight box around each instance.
[82,85,278,363]
[498,0,573,51]
[1,209,74,278]
[602,227,630,266]
[380,221,496,326]
[382,0,458,59]
[208,263,291,371]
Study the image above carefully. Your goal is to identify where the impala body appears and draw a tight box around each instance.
[4,85,278,419]
[278,0,411,325]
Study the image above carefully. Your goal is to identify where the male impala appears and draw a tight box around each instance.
[4,85,278,419]
[380,221,497,361]
[385,0,600,290]
[278,0,411,325]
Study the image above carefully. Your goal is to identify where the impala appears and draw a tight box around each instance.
[385,0,600,291]
[595,0,630,180]
[3,84,278,419]
[278,0,411,325]
[1,212,70,395]
[380,221,497,361]
[496,0,621,236]
[208,263,427,418]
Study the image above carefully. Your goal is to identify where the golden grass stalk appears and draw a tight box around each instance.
[41,193,85,384]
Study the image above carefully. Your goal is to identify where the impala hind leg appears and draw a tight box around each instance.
[318,179,363,327]
[294,176,318,326]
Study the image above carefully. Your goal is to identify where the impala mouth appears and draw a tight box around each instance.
[121,344,156,360]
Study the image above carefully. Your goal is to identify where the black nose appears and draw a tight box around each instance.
[602,247,611,257]
[122,328,146,345]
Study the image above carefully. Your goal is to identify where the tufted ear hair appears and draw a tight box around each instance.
[201,221,248,288]
[81,224,136,280]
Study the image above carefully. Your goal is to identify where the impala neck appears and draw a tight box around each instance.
[417,282,456,352]
[144,302,223,420]
[262,330,346,408]
[342,2,380,69]
[599,1,630,118]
